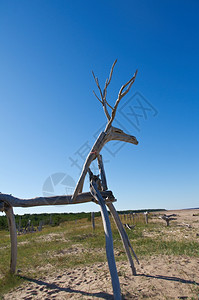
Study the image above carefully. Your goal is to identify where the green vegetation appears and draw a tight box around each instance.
[0,212,198,297]
[0,211,102,231]
[117,208,166,214]
[0,209,165,231]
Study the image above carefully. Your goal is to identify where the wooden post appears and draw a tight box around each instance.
[107,203,138,275]
[96,152,138,275]
[27,220,31,232]
[19,217,21,233]
[122,225,139,265]
[144,212,148,224]
[4,205,17,274]
[97,154,108,191]
[91,212,95,230]
[90,179,121,300]
[129,213,131,222]
[132,213,135,224]
[38,220,43,231]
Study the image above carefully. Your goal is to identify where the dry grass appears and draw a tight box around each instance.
[0,209,199,298]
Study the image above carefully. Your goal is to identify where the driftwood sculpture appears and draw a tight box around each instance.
[0,60,139,299]
[160,214,177,226]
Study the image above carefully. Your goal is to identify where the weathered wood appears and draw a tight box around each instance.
[97,154,108,191]
[72,61,138,201]
[132,213,135,223]
[0,191,115,208]
[18,217,21,233]
[92,60,117,121]
[92,60,138,131]
[124,223,135,230]
[4,205,17,273]
[123,229,139,265]
[92,72,111,120]
[72,128,138,201]
[90,180,121,300]
[91,212,95,230]
[144,212,148,224]
[0,201,4,211]
[160,214,177,226]
[107,202,137,275]
[38,220,43,231]
[25,219,31,232]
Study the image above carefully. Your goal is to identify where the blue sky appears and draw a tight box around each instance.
[0,0,198,215]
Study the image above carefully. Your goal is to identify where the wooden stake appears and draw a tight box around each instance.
[144,212,148,224]
[97,154,108,191]
[4,205,17,274]
[107,202,138,275]
[90,180,121,300]
[91,212,95,230]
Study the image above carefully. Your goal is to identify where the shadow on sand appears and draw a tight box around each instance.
[18,272,199,300]
[136,273,199,286]
[19,275,114,299]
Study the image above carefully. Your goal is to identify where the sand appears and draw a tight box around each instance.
[3,209,199,299]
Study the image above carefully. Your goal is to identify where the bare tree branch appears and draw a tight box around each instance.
[93,89,114,110]
[93,90,103,104]
[119,69,138,98]
[92,60,137,130]
[92,71,104,101]
[104,98,113,110]
[103,59,117,96]
[106,69,138,129]
[92,70,111,120]
[92,60,117,121]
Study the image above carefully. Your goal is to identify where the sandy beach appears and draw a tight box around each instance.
[3,209,199,299]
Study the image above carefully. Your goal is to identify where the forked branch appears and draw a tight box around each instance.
[92,59,117,121]
[72,61,138,202]
[92,60,138,130]
[106,69,138,130]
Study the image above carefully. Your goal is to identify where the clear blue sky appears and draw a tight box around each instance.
[0,0,198,215]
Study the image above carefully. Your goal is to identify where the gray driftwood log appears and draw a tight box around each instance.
[90,177,121,300]
[0,191,115,209]
[107,203,139,275]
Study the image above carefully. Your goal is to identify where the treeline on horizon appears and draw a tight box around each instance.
[0,208,166,231]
